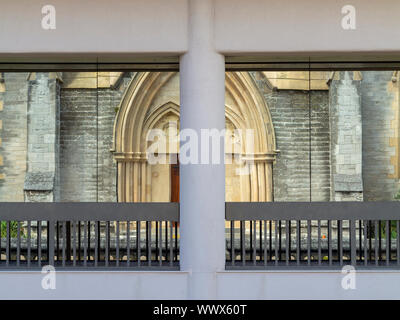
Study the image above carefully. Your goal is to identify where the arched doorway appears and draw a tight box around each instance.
[112,72,277,202]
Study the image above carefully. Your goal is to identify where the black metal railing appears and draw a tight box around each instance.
[0,203,180,269]
[226,202,400,269]
[3,201,398,270]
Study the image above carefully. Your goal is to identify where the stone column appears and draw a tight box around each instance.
[245,153,276,202]
[329,71,363,201]
[265,162,273,201]
[140,161,147,202]
[179,0,225,299]
[116,156,147,202]
[24,72,61,202]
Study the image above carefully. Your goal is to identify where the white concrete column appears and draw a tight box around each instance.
[179,0,225,299]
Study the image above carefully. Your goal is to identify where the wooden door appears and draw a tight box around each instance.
[170,157,179,202]
[170,156,179,227]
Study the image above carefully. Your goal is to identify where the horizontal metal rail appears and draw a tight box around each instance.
[226,202,400,220]
[0,203,180,270]
[0,202,179,221]
[226,202,400,269]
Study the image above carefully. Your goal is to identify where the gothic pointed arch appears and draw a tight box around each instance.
[112,72,277,202]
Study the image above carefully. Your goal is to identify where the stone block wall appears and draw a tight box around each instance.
[0,70,398,204]
[264,88,331,202]
[0,73,4,186]
[310,91,331,201]
[59,88,98,202]
[329,71,363,201]
[24,73,61,202]
[59,73,132,202]
[361,71,400,201]
[0,73,29,202]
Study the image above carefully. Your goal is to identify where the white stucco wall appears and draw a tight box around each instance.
[0,270,399,300]
[0,0,188,58]
[0,0,400,59]
[215,0,400,55]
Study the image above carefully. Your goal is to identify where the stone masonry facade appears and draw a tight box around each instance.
[0,71,399,203]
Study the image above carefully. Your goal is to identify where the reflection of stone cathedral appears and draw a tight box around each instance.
[0,71,399,203]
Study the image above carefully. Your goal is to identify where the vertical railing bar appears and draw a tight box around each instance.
[97,222,101,264]
[296,220,300,266]
[165,221,168,265]
[249,221,253,262]
[337,220,340,265]
[16,221,21,267]
[359,220,362,263]
[231,221,235,266]
[116,221,120,267]
[278,221,282,261]
[174,222,178,262]
[127,221,130,267]
[62,221,66,267]
[386,220,390,266]
[389,220,392,263]
[108,221,111,266]
[397,220,400,266]
[275,220,278,266]
[375,220,379,266]
[146,222,149,263]
[155,222,159,264]
[241,221,245,266]
[307,220,311,266]
[165,220,168,264]
[350,219,356,267]
[328,220,332,266]
[229,221,233,263]
[78,221,81,262]
[46,221,49,265]
[379,221,382,261]
[169,221,173,267]
[339,220,343,266]
[259,220,262,260]
[72,221,77,267]
[105,222,109,267]
[285,220,289,266]
[148,221,152,267]
[38,221,42,267]
[269,221,272,260]
[94,221,99,267]
[364,220,368,266]
[288,220,292,263]
[317,220,321,266]
[0,220,1,263]
[264,220,267,266]
[83,221,88,267]
[27,221,31,267]
[87,222,91,262]
[48,220,55,267]
[56,222,59,263]
[253,220,256,266]
[137,221,141,267]
[158,221,162,267]
[368,221,372,261]
[66,222,71,263]
[145,221,149,261]
[5,221,10,266]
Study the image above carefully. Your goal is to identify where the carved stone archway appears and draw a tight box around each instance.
[112,72,277,202]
